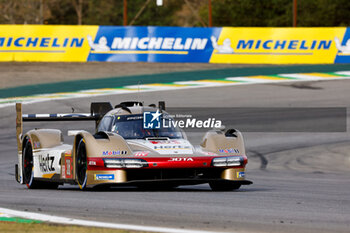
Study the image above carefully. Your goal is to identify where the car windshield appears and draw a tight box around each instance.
[111,114,183,140]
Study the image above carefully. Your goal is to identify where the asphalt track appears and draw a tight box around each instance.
[1,78,350,233]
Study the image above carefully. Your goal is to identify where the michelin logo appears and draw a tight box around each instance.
[211,36,234,54]
[87,35,110,51]
[87,35,208,51]
[94,174,114,181]
[0,37,84,48]
[210,36,332,54]
[143,110,162,129]
[334,37,350,54]
[237,172,245,178]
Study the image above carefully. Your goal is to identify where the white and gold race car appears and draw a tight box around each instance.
[15,101,252,191]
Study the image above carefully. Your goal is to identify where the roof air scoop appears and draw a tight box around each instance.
[119,101,143,107]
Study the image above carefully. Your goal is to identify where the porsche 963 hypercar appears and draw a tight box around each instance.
[15,101,252,191]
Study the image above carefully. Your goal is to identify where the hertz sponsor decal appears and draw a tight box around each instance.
[210,27,347,64]
[0,25,98,61]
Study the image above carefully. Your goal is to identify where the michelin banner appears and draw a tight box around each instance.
[0,25,349,63]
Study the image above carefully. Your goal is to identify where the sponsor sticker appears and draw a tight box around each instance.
[202,151,217,156]
[88,161,97,166]
[219,148,240,154]
[154,145,190,150]
[33,141,41,149]
[168,157,194,162]
[94,174,115,181]
[102,150,127,156]
[134,151,149,157]
[65,157,73,179]
[39,154,55,172]
[61,165,66,179]
[237,171,245,178]
[149,140,180,144]
[65,150,72,156]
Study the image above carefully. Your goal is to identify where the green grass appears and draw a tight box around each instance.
[0,221,146,233]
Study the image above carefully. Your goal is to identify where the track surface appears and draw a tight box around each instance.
[1,79,350,233]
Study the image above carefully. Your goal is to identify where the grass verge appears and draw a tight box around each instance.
[0,221,146,233]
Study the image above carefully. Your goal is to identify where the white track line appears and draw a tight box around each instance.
[278,73,332,80]
[225,77,280,83]
[0,207,228,233]
[335,71,350,76]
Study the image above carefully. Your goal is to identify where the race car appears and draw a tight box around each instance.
[15,101,252,191]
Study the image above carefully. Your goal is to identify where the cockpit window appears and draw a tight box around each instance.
[110,114,183,139]
[97,116,113,132]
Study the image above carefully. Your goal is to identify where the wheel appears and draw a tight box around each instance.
[22,138,58,189]
[76,139,88,190]
[22,138,36,188]
[209,181,241,191]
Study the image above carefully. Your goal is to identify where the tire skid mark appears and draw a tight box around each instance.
[248,150,268,170]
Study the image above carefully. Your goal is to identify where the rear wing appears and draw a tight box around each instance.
[15,102,113,152]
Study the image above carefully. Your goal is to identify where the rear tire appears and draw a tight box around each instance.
[209,181,241,191]
[22,138,58,189]
[76,139,88,190]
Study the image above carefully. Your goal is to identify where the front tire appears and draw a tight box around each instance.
[209,181,241,191]
[76,139,88,190]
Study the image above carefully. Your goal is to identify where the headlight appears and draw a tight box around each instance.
[104,158,148,168]
[212,156,243,167]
